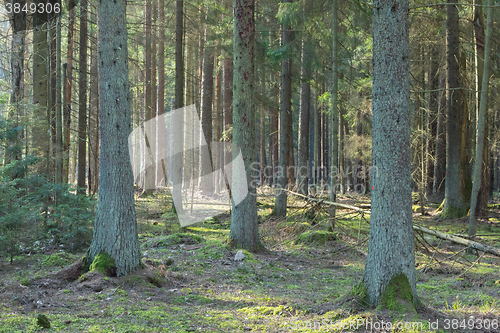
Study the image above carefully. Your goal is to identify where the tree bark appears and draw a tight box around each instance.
[229,0,263,252]
[5,0,26,168]
[274,0,293,217]
[297,2,310,195]
[32,12,49,176]
[330,0,339,206]
[88,0,141,276]
[364,0,418,307]
[442,0,465,217]
[469,0,494,237]
[63,0,75,183]
[77,0,88,194]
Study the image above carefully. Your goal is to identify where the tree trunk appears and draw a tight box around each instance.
[77,0,88,195]
[473,0,489,217]
[55,16,63,184]
[199,34,214,193]
[330,0,339,203]
[88,20,99,194]
[5,0,26,168]
[229,0,263,252]
[442,0,465,218]
[63,0,75,183]
[469,0,494,237]
[433,74,446,194]
[275,0,293,216]
[88,0,141,276]
[32,13,49,176]
[363,0,418,308]
[426,46,439,196]
[297,17,311,195]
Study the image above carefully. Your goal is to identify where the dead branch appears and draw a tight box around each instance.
[413,225,500,258]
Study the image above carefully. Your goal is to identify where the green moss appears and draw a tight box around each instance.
[89,252,116,276]
[143,233,204,248]
[377,273,415,311]
[351,280,370,306]
[295,230,337,245]
[440,205,468,219]
[36,314,50,328]
[43,253,69,268]
[145,273,163,288]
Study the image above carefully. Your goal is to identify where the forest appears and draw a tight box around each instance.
[0,0,499,331]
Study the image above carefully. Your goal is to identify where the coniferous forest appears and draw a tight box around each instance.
[0,0,499,331]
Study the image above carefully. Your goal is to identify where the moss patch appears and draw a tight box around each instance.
[377,273,414,311]
[36,314,50,329]
[295,230,337,245]
[89,252,116,276]
[142,233,204,248]
[440,204,468,219]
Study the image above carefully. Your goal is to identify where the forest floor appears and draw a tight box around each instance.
[1,190,500,332]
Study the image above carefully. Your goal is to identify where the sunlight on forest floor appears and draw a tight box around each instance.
[1,191,499,332]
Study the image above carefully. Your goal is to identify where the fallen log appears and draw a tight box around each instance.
[285,190,368,213]
[413,225,500,258]
[286,190,500,258]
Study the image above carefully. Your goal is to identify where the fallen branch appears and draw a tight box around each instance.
[285,190,368,213]
[413,225,500,258]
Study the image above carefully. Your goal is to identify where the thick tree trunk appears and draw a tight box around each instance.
[229,0,262,252]
[88,0,141,276]
[442,1,465,217]
[275,0,293,216]
[77,0,88,195]
[363,0,418,307]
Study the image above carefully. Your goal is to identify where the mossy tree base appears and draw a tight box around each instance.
[440,205,468,219]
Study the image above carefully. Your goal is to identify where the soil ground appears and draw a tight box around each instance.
[1,190,499,332]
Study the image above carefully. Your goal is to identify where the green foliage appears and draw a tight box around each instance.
[0,118,95,260]
[43,253,72,268]
[89,252,116,276]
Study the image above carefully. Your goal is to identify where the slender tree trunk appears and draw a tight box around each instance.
[77,0,88,195]
[469,0,494,236]
[55,16,62,184]
[474,0,489,217]
[229,0,262,252]
[434,74,446,194]
[175,0,184,109]
[297,17,311,195]
[330,0,339,206]
[442,0,465,217]
[89,17,99,194]
[63,0,75,183]
[426,46,439,196]
[199,39,214,193]
[363,0,418,308]
[274,0,293,216]
[88,0,141,276]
